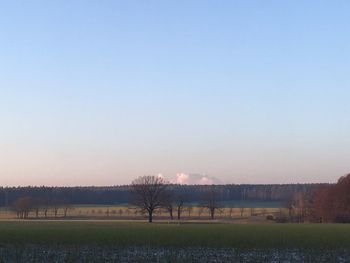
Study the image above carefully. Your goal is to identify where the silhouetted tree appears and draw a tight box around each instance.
[239,206,245,217]
[201,186,221,220]
[11,197,34,219]
[130,175,168,223]
[175,194,187,220]
[63,202,73,217]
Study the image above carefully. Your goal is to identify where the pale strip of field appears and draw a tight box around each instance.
[0,205,285,221]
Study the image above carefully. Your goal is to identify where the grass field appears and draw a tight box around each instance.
[0,221,349,262]
[0,221,349,249]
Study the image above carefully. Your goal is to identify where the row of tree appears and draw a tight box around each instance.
[7,173,349,223]
[130,176,223,222]
[11,197,73,219]
[0,183,323,207]
[131,174,350,223]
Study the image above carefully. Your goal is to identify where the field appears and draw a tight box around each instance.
[0,204,283,221]
[0,221,350,248]
[0,221,350,262]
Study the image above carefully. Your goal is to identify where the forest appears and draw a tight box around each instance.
[0,183,325,207]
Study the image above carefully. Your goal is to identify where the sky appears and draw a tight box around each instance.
[0,1,349,186]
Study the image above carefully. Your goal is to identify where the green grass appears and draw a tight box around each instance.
[0,221,349,249]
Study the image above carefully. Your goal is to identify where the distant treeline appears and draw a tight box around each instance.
[0,184,326,207]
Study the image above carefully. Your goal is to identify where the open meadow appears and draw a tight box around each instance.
[0,221,349,262]
[0,204,283,222]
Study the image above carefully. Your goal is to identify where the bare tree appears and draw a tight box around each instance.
[41,199,50,218]
[163,192,175,220]
[164,190,188,220]
[118,209,123,217]
[165,202,174,220]
[11,197,34,219]
[201,186,221,220]
[187,206,193,218]
[51,199,61,218]
[63,202,73,217]
[130,175,168,223]
[175,194,187,220]
[229,207,234,218]
[197,207,204,218]
[239,206,245,217]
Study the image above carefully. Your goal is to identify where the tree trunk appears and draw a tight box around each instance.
[148,210,153,223]
[169,209,173,220]
[210,209,215,220]
[177,207,181,220]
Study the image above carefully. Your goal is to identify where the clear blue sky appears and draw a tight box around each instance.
[0,1,349,186]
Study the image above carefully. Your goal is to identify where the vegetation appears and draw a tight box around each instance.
[130,176,168,222]
[313,173,350,223]
[0,184,324,207]
[0,221,349,249]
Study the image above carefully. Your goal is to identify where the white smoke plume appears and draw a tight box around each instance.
[173,173,220,185]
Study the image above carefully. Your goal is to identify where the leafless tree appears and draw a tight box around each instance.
[63,202,73,217]
[250,207,254,217]
[164,191,188,220]
[163,192,175,220]
[197,207,204,218]
[130,175,168,223]
[11,197,34,219]
[201,186,221,220]
[229,207,234,218]
[118,209,123,217]
[31,198,42,218]
[51,199,61,218]
[175,194,187,220]
[41,199,50,218]
[239,206,245,217]
[187,206,193,217]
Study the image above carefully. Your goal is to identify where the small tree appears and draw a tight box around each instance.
[187,206,193,218]
[63,203,73,217]
[130,175,168,223]
[165,202,174,220]
[118,209,123,217]
[163,192,175,220]
[197,207,204,218]
[201,186,221,220]
[51,200,61,218]
[239,206,245,217]
[229,207,234,218]
[175,193,187,220]
[41,199,50,218]
[11,197,34,219]
[163,190,187,220]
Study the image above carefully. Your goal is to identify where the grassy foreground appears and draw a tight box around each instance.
[0,221,350,249]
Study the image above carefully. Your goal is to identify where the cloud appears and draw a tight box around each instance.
[173,173,220,185]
